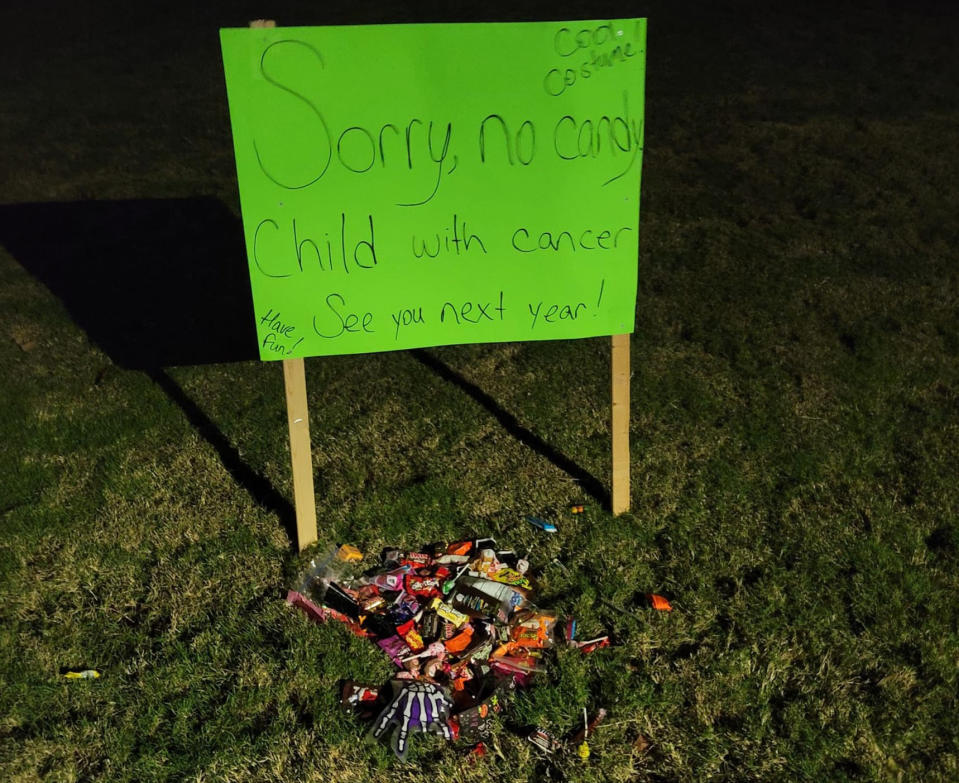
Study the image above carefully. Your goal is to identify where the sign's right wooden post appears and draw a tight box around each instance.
[611,333,631,514]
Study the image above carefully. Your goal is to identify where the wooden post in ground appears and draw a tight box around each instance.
[611,333,631,514]
[283,357,318,550]
[250,19,318,551]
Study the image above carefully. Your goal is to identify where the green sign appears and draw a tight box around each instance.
[220,20,646,360]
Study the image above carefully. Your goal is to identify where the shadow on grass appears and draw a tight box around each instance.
[411,349,611,509]
[0,198,297,543]
[0,197,259,368]
[147,369,297,545]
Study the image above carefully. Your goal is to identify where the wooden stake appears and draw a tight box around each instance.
[283,357,318,550]
[249,19,317,550]
[611,333,631,514]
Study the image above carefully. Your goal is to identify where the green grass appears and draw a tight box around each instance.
[2,1,959,781]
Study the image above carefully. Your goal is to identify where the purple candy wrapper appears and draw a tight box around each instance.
[377,634,409,667]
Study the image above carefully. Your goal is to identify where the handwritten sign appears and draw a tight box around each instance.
[220,20,646,359]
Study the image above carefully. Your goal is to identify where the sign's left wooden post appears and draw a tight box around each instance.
[283,357,317,550]
[251,19,318,551]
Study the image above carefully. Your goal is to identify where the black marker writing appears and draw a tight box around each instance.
[479,115,536,166]
[511,224,632,253]
[412,214,487,259]
[528,300,587,328]
[252,213,377,277]
[254,40,331,189]
[253,40,462,205]
[312,293,375,338]
[544,22,639,97]
[391,306,425,339]
[439,291,506,325]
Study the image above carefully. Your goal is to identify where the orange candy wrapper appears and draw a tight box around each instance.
[509,612,557,650]
[648,593,673,611]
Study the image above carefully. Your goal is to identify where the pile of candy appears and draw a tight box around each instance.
[287,535,672,760]
[288,537,571,759]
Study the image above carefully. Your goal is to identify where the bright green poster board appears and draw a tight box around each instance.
[220,19,646,360]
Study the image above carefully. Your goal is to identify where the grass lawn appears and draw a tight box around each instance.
[1,1,957,780]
